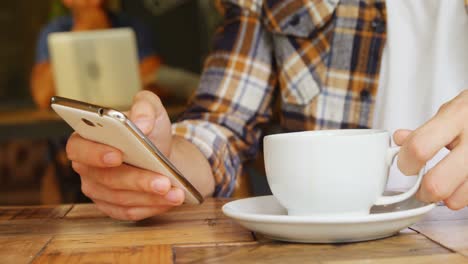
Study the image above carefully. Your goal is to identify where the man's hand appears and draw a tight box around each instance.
[394,90,468,210]
[66,91,185,221]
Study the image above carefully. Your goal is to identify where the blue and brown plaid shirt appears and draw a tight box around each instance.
[173,0,468,196]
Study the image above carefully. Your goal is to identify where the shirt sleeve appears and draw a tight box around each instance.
[172,0,277,197]
[35,17,71,63]
[35,27,50,63]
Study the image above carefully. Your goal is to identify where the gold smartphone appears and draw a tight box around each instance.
[51,96,203,204]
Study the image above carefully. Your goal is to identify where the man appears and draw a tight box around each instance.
[66,0,467,220]
[31,0,161,109]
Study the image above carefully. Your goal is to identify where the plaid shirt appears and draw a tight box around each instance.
[173,0,468,197]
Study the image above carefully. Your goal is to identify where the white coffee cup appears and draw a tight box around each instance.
[263,129,425,216]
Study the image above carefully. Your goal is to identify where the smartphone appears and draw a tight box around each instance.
[51,96,203,204]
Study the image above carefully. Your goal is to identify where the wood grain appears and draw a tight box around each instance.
[0,201,465,263]
[43,219,253,254]
[143,199,230,222]
[33,244,173,264]
[64,203,107,219]
[323,253,467,264]
[0,204,72,221]
[174,233,450,264]
[64,199,229,221]
[0,208,21,221]
[0,218,128,236]
[0,199,233,236]
[412,219,468,257]
[0,235,51,264]
[410,206,468,256]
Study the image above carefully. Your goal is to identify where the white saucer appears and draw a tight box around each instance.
[222,195,435,243]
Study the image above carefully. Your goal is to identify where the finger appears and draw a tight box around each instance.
[129,91,164,134]
[93,199,173,221]
[444,180,468,210]
[416,146,468,203]
[393,129,413,146]
[128,91,172,156]
[66,133,123,167]
[81,179,184,207]
[164,187,185,206]
[82,163,171,195]
[394,129,460,150]
[397,112,461,175]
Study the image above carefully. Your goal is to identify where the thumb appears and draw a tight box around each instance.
[128,91,172,156]
[393,129,413,146]
[129,91,164,135]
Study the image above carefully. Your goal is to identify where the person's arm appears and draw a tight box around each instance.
[65,1,277,220]
[171,1,277,196]
[31,21,59,109]
[139,55,162,88]
[394,89,468,210]
[30,62,55,110]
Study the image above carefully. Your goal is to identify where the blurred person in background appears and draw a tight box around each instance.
[30,0,162,109]
[29,0,164,204]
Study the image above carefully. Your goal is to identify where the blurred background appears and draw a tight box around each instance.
[0,0,231,205]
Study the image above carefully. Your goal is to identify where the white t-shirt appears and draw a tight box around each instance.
[373,0,468,190]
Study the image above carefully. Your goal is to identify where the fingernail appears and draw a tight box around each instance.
[165,189,183,204]
[134,118,150,133]
[151,178,169,194]
[103,152,120,165]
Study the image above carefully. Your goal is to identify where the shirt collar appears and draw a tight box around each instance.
[262,0,338,38]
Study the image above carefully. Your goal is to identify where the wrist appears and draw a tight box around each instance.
[168,135,215,197]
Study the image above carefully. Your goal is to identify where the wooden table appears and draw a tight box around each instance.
[0,199,466,263]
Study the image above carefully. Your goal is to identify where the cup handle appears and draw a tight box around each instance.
[374,147,426,206]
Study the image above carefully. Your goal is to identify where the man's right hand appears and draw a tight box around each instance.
[66,91,186,221]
